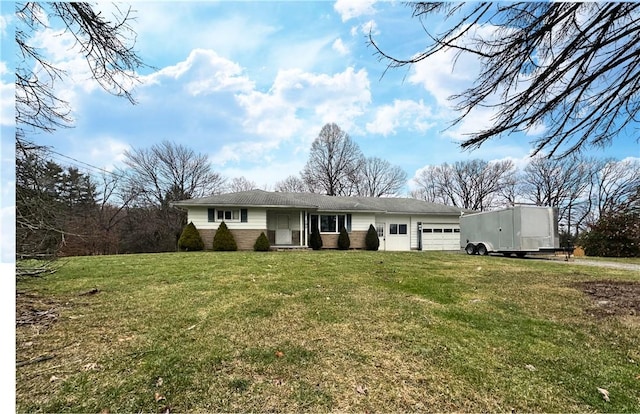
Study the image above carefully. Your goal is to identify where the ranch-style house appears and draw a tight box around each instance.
[172,189,464,251]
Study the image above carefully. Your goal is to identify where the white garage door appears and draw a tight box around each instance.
[422,226,460,250]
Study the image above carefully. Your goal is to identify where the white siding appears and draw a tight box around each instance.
[188,206,267,230]
[351,213,376,231]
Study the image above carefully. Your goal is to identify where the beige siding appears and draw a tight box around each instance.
[188,206,267,230]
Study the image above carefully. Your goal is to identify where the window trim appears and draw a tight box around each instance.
[210,208,247,223]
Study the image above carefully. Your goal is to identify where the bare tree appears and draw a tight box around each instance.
[122,141,225,251]
[275,175,308,193]
[520,154,594,233]
[16,2,144,139]
[123,141,225,208]
[593,158,640,216]
[227,177,258,193]
[412,159,515,210]
[15,2,145,268]
[301,123,365,196]
[370,2,640,157]
[354,157,407,197]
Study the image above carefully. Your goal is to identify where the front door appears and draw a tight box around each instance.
[376,223,386,251]
[276,214,292,245]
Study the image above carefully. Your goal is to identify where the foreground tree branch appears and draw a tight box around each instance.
[370,2,640,157]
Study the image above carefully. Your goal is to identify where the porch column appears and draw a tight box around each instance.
[299,211,304,246]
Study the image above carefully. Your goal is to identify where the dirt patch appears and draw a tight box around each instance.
[575,280,640,318]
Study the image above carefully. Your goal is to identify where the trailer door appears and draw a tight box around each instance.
[498,209,514,250]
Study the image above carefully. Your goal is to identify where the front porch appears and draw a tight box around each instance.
[266,209,309,248]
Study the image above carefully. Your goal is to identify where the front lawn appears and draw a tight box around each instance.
[15,251,640,412]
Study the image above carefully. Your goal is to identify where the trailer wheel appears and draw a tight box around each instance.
[465,243,476,255]
[477,243,488,256]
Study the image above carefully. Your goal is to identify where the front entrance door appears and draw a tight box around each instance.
[376,223,385,251]
[276,214,292,244]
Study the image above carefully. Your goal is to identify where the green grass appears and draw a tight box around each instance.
[16,251,640,412]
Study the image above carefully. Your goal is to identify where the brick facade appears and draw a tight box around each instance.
[199,229,368,250]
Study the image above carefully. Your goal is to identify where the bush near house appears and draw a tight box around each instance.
[177,222,204,251]
[253,232,271,252]
[309,225,323,250]
[579,210,640,257]
[212,222,237,251]
[337,226,350,250]
[365,224,380,251]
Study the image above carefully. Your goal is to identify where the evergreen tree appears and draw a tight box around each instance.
[212,221,237,251]
[337,226,350,250]
[178,222,204,251]
[309,225,323,250]
[365,224,380,251]
[254,232,271,252]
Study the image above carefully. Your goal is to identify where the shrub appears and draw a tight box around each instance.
[337,226,350,250]
[178,222,204,251]
[212,221,238,251]
[309,225,323,250]
[365,224,380,251]
[254,232,271,252]
[579,211,639,257]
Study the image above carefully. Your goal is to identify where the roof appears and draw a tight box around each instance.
[172,190,463,216]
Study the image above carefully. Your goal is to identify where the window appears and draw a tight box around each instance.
[423,228,433,233]
[311,214,352,233]
[454,228,460,233]
[434,228,443,233]
[390,223,407,235]
[213,209,246,222]
[444,228,453,233]
[208,208,215,222]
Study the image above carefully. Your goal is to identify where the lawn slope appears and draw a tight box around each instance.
[16,251,640,412]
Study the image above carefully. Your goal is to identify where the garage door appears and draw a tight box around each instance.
[422,226,460,250]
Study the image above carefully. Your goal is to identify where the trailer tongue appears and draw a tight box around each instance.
[460,205,561,257]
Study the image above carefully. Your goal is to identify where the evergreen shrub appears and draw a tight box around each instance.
[309,225,323,250]
[254,232,271,252]
[337,226,350,250]
[365,224,380,251]
[212,221,238,251]
[177,222,204,251]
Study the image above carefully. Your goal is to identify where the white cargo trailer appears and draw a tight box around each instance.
[460,205,560,257]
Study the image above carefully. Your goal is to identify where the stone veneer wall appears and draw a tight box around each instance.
[320,231,367,249]
[199,229,367,250]
[199,229,266,251]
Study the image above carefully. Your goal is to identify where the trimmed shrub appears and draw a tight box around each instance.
[365,224,380,251]
[254,232,271,252]
[309,225,323,250]
[178,222,204,251]
[212,221,237,251]
[337,226,350,250]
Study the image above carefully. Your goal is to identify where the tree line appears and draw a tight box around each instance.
[411,156,639,236]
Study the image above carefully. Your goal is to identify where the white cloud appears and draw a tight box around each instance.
[84,137,131,171]
[332,38,349,56]
[366,99,436,136]
[142,49,254,95]
[334,0,377,22]
[0,77,14,126]
[236,66,371,143]
[0,204,15,263]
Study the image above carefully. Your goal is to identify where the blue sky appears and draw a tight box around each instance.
[1,1,639,262]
